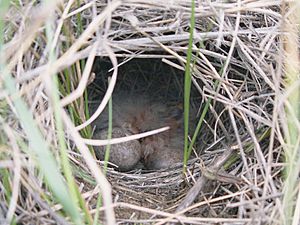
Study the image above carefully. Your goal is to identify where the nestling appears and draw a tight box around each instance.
[92,91,188,171]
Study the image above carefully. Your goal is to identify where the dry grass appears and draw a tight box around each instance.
[0,0,299,225]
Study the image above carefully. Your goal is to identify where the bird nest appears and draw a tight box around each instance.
[0,1,294,225]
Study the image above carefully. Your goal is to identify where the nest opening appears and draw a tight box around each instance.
[87,57,205,172]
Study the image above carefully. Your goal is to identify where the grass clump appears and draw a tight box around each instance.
[0,1,299,225]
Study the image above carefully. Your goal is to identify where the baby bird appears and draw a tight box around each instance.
[132,102,185,170]
[92,91,186,171]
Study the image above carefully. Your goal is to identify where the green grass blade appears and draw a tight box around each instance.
[183,0,195,170]
[282,3,300,224]
[94,80,113,224]
[103,94,113,173]
[2,71,82,224]
[0,3,82,223]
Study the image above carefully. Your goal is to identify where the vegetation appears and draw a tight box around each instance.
[0,1,299,224]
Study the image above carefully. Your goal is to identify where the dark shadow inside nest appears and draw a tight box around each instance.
[87,57,204,173]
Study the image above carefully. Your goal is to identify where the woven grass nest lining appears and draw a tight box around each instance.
[1,0,290,224]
